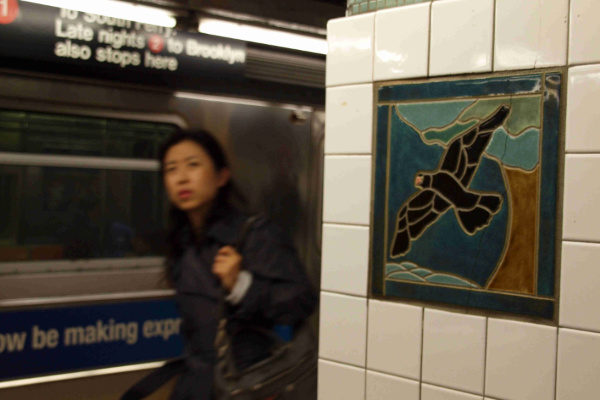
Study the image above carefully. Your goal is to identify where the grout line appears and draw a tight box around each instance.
[326,80,378,89]
[371,5,376,85]
[364,298,369,400]
[318,356,366,370]
[566,0,572,66]
[561,239,600,246]
[320,289,368,300]
[324,153,374,157]
[564,152,600,156]
[420,380,487,398]
[559,325,600,337]
[483,317,489,397]
[491,0,497,72]
[427,0,433,77]
[322,222,371,229]
[532,0,542,69]
[321,221,371,228]
[567,61,600,69]
[554,325,560,400]
[419,307,425,398]
[364,366,420,383]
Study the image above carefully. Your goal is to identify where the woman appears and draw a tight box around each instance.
[159,129,317,399]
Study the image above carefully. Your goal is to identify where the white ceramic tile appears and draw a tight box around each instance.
[366,299,422,380]
[325,84,373,155]
[318,359,365,400]
[327,14,375,87]
[562,155,600,242]
[323,156,372,225]
[494,0,568,71]
[374,3,430,81]
[321,224,370,297]
[366,371,419,400]
[319,292,367,367]
[556,328,600,400]
[422,309,486,394]
[422,384,483,400]
[569,0,600,65]
[485,319,557,400]
[566,65,600,152]
[430,0,493,76]
[559,242,600,332]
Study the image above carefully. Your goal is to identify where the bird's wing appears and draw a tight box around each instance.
[408,207,441,240]
[457,129,494,186]
[394,189,434,235]
[433,121,480,185]
[459,105,511,184]
[391,189,442,257]
[406,188,435,209]
[439,139,463,174]
[456,192,503,234]
[438,122,489,184]
[439,105,511,184]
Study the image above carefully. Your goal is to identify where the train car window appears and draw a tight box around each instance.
[0,110,174,159]
[0,110,175,270]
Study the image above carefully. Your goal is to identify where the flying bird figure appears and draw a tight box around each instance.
[390,104,511,258]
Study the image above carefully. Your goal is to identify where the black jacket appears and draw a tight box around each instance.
[169,206,317,400]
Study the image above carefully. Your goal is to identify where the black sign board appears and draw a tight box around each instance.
[0,1,246,79]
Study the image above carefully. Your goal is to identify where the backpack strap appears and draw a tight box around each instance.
[233,214,262,251]
[119,358,187,400]
[214,215,262,356]
[217,215,262,315]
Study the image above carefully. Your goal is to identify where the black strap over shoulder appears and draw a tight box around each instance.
[218,214,261,322]
[119,358,186,400]
[233,215,262,251]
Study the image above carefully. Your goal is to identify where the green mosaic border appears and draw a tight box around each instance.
[347,0,431,16]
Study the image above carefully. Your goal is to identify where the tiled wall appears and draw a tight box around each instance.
[321,0,600,399]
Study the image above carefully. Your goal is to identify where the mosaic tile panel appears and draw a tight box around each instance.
[347,0,430,16]
[371,71,563,319]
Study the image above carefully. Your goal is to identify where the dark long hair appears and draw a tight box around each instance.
[158,128,239,283]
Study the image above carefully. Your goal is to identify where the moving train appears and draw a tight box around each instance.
[0,1,327,398]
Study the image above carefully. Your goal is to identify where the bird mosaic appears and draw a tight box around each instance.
[390,104,511,258]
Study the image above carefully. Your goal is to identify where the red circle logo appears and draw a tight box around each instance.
[148,35,165,54]
[0,0,19,25]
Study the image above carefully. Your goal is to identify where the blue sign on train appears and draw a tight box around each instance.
[0,299,184,381]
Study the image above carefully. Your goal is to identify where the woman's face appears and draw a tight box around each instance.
[162,140,230,214]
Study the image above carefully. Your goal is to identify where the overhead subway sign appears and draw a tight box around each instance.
[0,1,246,78]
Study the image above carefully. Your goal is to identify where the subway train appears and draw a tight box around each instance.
[0,1,334,398]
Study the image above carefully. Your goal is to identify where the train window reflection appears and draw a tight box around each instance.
[0,110,174,159]
[0,166,167,262]
[0,110,175,268]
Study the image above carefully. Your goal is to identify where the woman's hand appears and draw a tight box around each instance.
[212,246,242,292]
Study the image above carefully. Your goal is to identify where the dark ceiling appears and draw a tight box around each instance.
[127,0,347,33]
